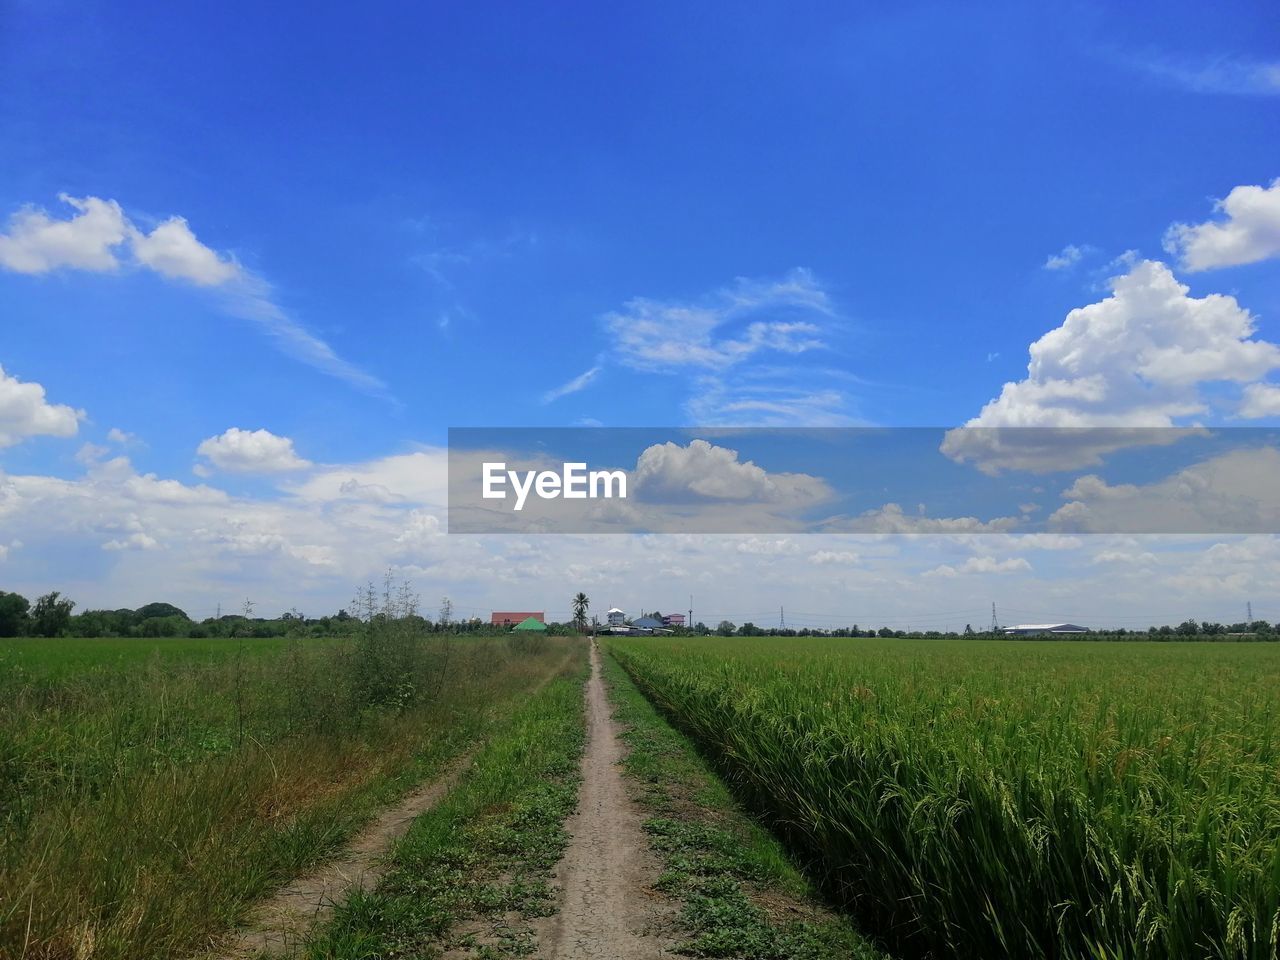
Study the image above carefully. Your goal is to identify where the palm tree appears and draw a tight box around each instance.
[571,592,590,632]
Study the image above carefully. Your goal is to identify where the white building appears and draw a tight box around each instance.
[606,607,626,627]
[1002,623,1088,636]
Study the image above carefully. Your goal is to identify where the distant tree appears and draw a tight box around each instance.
[0,591,30,637]
[739,621,761,636]
[31,591,75,637]
[963,623,975,635]
[1175,619,1200,636]
[715,620,736,636]
[572,592,590,631]
[136,602,190,620]
[877,627,895,638]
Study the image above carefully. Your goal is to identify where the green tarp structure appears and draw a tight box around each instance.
[512,616,547,632]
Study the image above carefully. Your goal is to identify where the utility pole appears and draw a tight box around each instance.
[1247,601,1253,624]
[689,594,693,632]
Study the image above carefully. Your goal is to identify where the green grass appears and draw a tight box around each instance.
[0,628,580,960]
[0,634,297,674]
[609,637,1280,960]
[298,652,590,959]
[600,648,888,960]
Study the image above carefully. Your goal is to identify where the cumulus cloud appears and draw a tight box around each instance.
[0,363,84,448]
[633,439,832,507]
[196,428,312,474]
[1239,383,1280,419]
[0,196,386,396]
[1049,447,1280,534]
[924,555,1032,577]
[942,260,1280,471]
[1164,178,1280,271]
[809,549,859,565]
[828,502,1021,534]
[0,195,129,273]
[130,216,242,285]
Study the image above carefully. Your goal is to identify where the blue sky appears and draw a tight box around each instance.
[2,1,1280,625]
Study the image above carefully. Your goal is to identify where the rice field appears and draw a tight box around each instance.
[608,637,1280,960]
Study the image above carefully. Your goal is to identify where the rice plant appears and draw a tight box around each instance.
[609,637,1280,960]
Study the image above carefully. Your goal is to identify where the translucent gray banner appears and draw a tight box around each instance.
[447,427,1280,534]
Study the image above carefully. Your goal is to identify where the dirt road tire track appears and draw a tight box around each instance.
[534,641,675,960]
[207,755,472,959]
[206,646,578,960]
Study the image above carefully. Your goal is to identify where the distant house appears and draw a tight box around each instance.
[1002,623,1088,636]
[662,613,686,628]
[633,616,664,631]
[491,611,545,628]
[512,616,547,632]
[606,607,626,627]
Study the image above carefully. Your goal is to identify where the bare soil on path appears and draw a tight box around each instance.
[533,641,675,960]
[207,755,472,959]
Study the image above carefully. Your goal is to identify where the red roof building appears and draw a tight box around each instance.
[491,611,545,627]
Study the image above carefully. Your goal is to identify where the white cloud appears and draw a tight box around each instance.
[0,363,83,448]
[0,195,129,273]
[924,556,1032,577]
[288,451,450,506]
[543,365,601,403]
[1049,447,1280,534]
[103,532,160,552]
[633,439,831,507]
[809,549,859,565]
[1043,244,1094,271]
[942,260,1280,471]
[596,269,855,425]
[1239,383,1280,419]
[1164,178,1280,271]
[1,196,386,396]
[130,216,241,285]
[196,428,312,474]
[1134,55,1280,97]
[829,502,1021,534]
[604,269,831,372]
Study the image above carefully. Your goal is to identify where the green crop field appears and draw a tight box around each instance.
[608,636,1280,960]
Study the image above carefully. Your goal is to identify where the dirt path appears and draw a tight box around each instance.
[209,647,578,960]
[208,754,472,959]
[534,641,674,960]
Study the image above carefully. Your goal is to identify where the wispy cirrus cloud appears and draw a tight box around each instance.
[1130,52,1280,97]
[542,365,601,404]
[0,195,388,397]
[589,268,857,425]
[1043,243,1097,271]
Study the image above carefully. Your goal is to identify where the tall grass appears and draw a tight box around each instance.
[610,638,1280,960]
[0,603,574,960]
